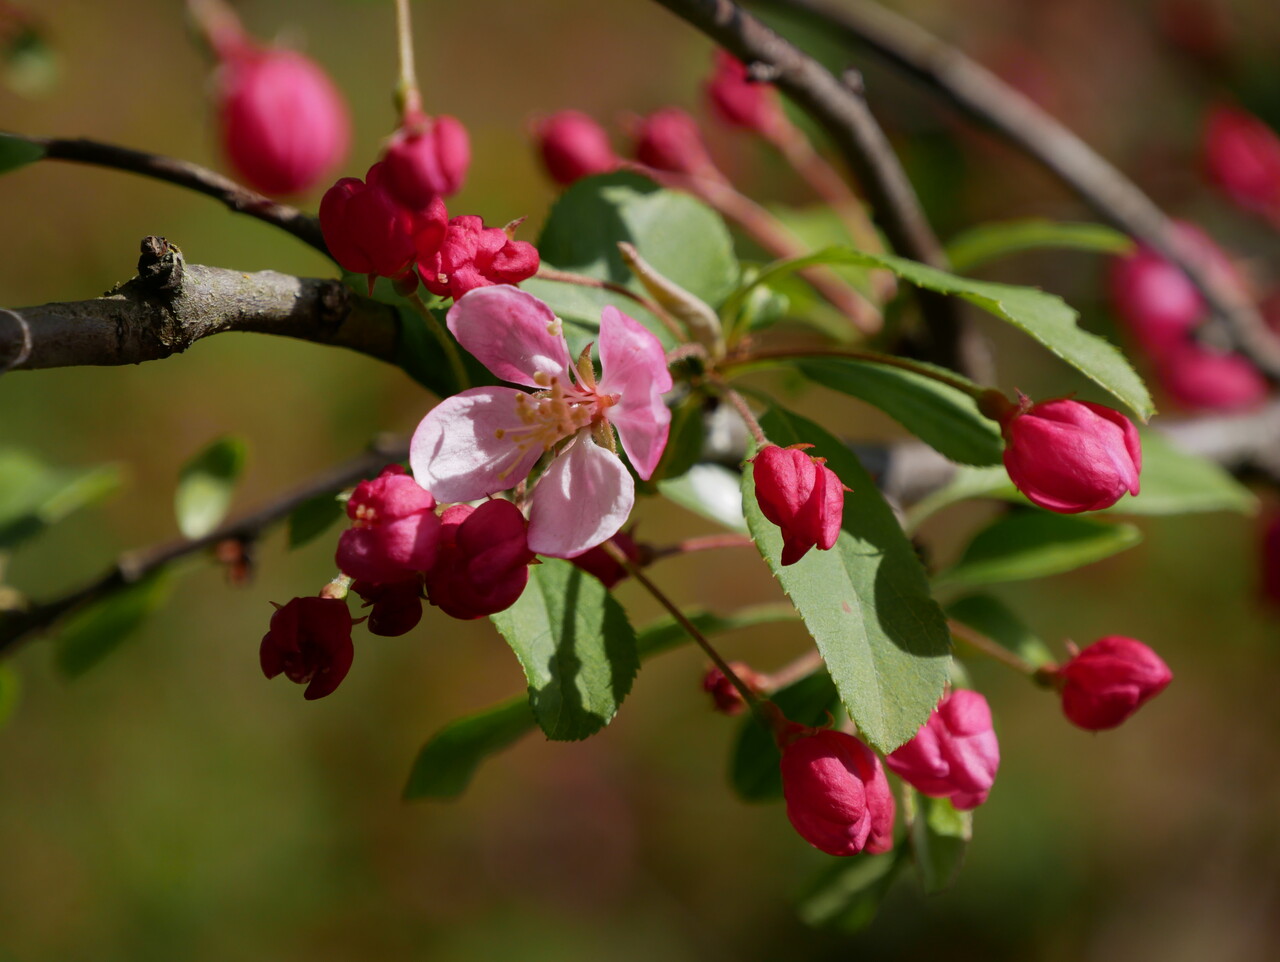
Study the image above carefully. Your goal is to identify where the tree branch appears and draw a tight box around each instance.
[1,237,400,372]
[755,0,1280,377]
[7,131,330,256]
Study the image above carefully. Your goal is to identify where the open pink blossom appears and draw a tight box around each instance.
[409,286,672,558]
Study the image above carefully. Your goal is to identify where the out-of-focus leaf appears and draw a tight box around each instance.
[945,593,1055,668]
[934,511,1141,588]
[0,449,122,549]
[904,466,1014,531]
[731,669,839,802]
[287,493,347,550]
[174,436,247,539]
[53,572,173,678]
[907,791,972,894]
[647,395,705,483]
[0,132,44,173]
[658,463,748,533]
[945,219,1132,272]
[797,849,905,932]
[3,25,59,97]
[1110,428,1257,516]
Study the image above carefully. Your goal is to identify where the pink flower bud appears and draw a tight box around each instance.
[351,577,424,637]
[1153,341,1268,412]
[1000,398,1141,514]
[536,110,619,185]
[335,465,441,584]
[567,530,644,588]
[381,112,471,208]
[1056,636,1172,730]
[780,727,895,857]
[633,107,717,177]
[260,596,355,700]
[1204,105,1280,221]
[705,50,781,134]
[319,164,422,281]
[702,661,766,715]
[424,500,536,620]
[216,46,350,196]
[885,690,1000,810]
[751,444,847,565]
[416,213,540,302]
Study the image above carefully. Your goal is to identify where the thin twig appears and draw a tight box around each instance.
[948,619,1039,676]
[647,533,755,561]
[394,0,422,118]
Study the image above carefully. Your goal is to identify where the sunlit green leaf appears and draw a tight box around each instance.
[174,436,247,539]
[945,219,1132,272]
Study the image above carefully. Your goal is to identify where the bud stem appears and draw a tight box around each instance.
[646,533,755,561]
[947,618,1048,680]
[718,383,769,447]
[393,0,422,119]
[405,291,470,392]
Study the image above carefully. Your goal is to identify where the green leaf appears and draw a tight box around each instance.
[1111,429,1257,516]
[945,219,1132,272]
[53,571,173,678]
[0,449,122,549]
[731,669,839,802]
[742,247,1154,420]
[174,436,247,539]
[934,510,1142,588]
[0,663,19,729]
[403,697,533,800]
[744,406,952,752]
[0,133,45,174]
[287,493,347,550]
[798,358,1003,466]
[904,465,1015,531]
[490,559,638,741]
[657,463,748,533]
[945,593,1055,668]
[797,850,905,932]
[906,791,972,894]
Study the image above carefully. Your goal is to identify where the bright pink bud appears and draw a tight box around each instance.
[536,110,619,185]
[1000,398,1142,513]
[780,727,895,857]
[381,112,471,208]
[568,530,644,588]
[633,107,717,177]
[260,596,355,700]
[319,164,423,280]
[416,213,540,302]
[885,690,1000,810]
[751,444,847,565]
[351,577,424,637]
[335,465,441,584]
[702,661,766,716]
[424,500,536,620]
[1204,105,1280,221]
[1153,341,1268,412]
[216,46,350,196]
[705,50,781,134]
[1056,636,1172,730]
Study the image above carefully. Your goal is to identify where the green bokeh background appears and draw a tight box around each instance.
[2,1,1279,959]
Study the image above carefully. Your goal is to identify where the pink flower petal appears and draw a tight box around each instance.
[596,306,672,479]
[410,387,545,503]
[527,435,634,558]
[446,285,572,387]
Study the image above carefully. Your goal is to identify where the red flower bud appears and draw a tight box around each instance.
[751,444,847,565]
[885,690,1000,810]
[416,213,540,302]
[351,577,424,637]
[535,110,619,185]
[701,661,766,715]
[568,530,643,588]
[215,45,350,196]
[1056,636,1172,731]
[1153,341,1268,412]
[633,107,717,177]
[780,727,895,857]
[319,164,423,280]
[1000,398,1141,514]
[260,596,355,700]
[336,465,441,584]
[705,50,781,134]
[381,112,471,207]
[1203,105,1280,222]
[424,500,536,619]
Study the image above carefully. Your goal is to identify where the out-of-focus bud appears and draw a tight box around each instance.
[705,50,782,134]
[633,107,718,177]
[568,529,644,588]
[1153,341,1268,412]
[701,661,766,715]
[1055,636,1172,731]
[260,596,355,700]
[416,213,540,302]
[751,444,847,566]
[424,500,536,619]
[351,577,424,637]
[319,164,422,283]
[885,690,999,810]
[381,111,471,208]
[779,726,895,857]
[535,110,619,185]
[999,397,1141,513]
[335,465,441,584]
[1203,104,1280,222]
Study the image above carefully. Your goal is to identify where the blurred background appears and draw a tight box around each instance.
[2,1,1280,959]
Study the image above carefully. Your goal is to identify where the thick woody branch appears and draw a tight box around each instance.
[756,0,1280,377]
[1,237,399,372]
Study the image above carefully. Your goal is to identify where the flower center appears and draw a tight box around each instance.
[493,372,618,473]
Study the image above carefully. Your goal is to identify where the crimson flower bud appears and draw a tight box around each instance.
[885,690,1000,810]
[751,444,847,565]
[319,164,422,281]
[633,107,717,177]
[1056,636,1172,731]
[780,727,895,857]
[1000,398,1141,514]
[215,45,350,196]
[535,110,619,185]
[381,112,471,208]
[1203,105,1280,222]
[424,500,536,619]
[416,213,540,302]
[702,661,766,715]
[335,465,441,585]
[260,596,355,700]
[705,50,781,134]
[568,530,644,588]
[1153,341,1268,412]
[351,577,424,637]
